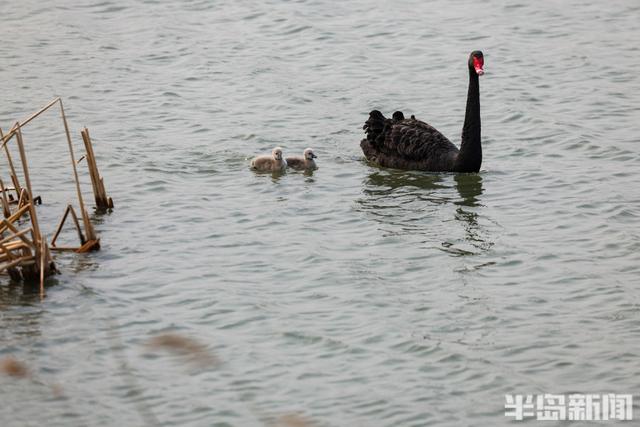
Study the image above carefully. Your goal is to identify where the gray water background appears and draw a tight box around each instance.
[1,0,639,426]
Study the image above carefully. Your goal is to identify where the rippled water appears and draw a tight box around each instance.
[1,0,640,426]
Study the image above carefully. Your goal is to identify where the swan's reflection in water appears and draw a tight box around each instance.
[448,174,494,256]
[454,174,484,207]
[357,170,493,256]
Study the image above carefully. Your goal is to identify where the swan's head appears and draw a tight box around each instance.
[304,148,317,160]
[272,147,284,161]
[469,51,484,76]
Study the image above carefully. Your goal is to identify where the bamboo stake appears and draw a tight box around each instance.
[59,100,95,241]
[83,208,97,240]
[51,205,71,247]
[0,204,31,236]
[0,129,12,150]
[3,204,30,227]
[24,192,42,247]
[1,219,36,248]
[81,129,101,202]
[76,239,100,253]
[13,131,44,265]
[51,204,86,247]
[10,174,20,199]
[0,227,32,246]
[0,242,16,260]
[71,206,86,244]
[0,98,101,281]
[0,127,22,197]
[0,179,11,218]
[17,188,27,208]
[40,238,46,295]
[81,127,112,209]
[0,242,31,254]
[14,125,34,205]
[0,241,29,252]
[0,255,35,272]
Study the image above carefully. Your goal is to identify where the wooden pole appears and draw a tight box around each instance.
[13,127,43,248]
[51,205,71,247]
[0,227,33,246]
[0,255,35,272]
[0,179,11,218]
[81,129,102,205]
[0,127,22,197]
[1,220,36,249]
[59,100,96,241]
[17,188,27,208]
[81,127,112,209]
[40,238,46,295]
[1,204,30,229]
[0,242,16,261]
[0,98,101,282]
[51,204,86,247]
[14,125,34,208]
[69,205,86,244]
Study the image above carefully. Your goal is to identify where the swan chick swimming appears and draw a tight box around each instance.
[286,148,317,170]
[250,147,287,172]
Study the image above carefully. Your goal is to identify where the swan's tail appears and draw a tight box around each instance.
[363,110,387,145]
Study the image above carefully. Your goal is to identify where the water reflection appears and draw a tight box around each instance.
[361,169,450,205]
[357,169,493,255]
[0,282,44,308]
[448,174,494,256]
[364,169,446,193]
[66,253,101,275]
[454,174,484,207]
[250,168,287,183]
[0,282,45,341]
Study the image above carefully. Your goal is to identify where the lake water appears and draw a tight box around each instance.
[1,0,639,426]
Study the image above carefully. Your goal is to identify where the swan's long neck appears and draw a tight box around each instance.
[456,66,482,172]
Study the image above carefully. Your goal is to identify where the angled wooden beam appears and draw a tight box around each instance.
[0,227,33,246]
[0,127,22,198]
[0,204,30,235]
[0,179,11,218]
[76,239,100,253]
[1,219,36,249]
[1,98,60,144]
[51,204,86,247]
[0,255,35,273]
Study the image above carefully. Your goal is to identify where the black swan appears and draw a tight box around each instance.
[361,51,485,173]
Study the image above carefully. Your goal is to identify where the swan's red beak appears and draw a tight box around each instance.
[473,56,484,75]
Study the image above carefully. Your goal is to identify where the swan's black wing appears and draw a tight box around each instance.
[363,110,458,162]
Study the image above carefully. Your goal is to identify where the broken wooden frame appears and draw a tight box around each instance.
[0,98,112,292]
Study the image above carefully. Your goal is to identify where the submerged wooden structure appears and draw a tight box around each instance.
[0,98,112,294]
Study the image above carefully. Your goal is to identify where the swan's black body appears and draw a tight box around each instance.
[361,51,484,173]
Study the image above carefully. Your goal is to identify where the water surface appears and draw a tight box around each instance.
[1,1,639,426]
